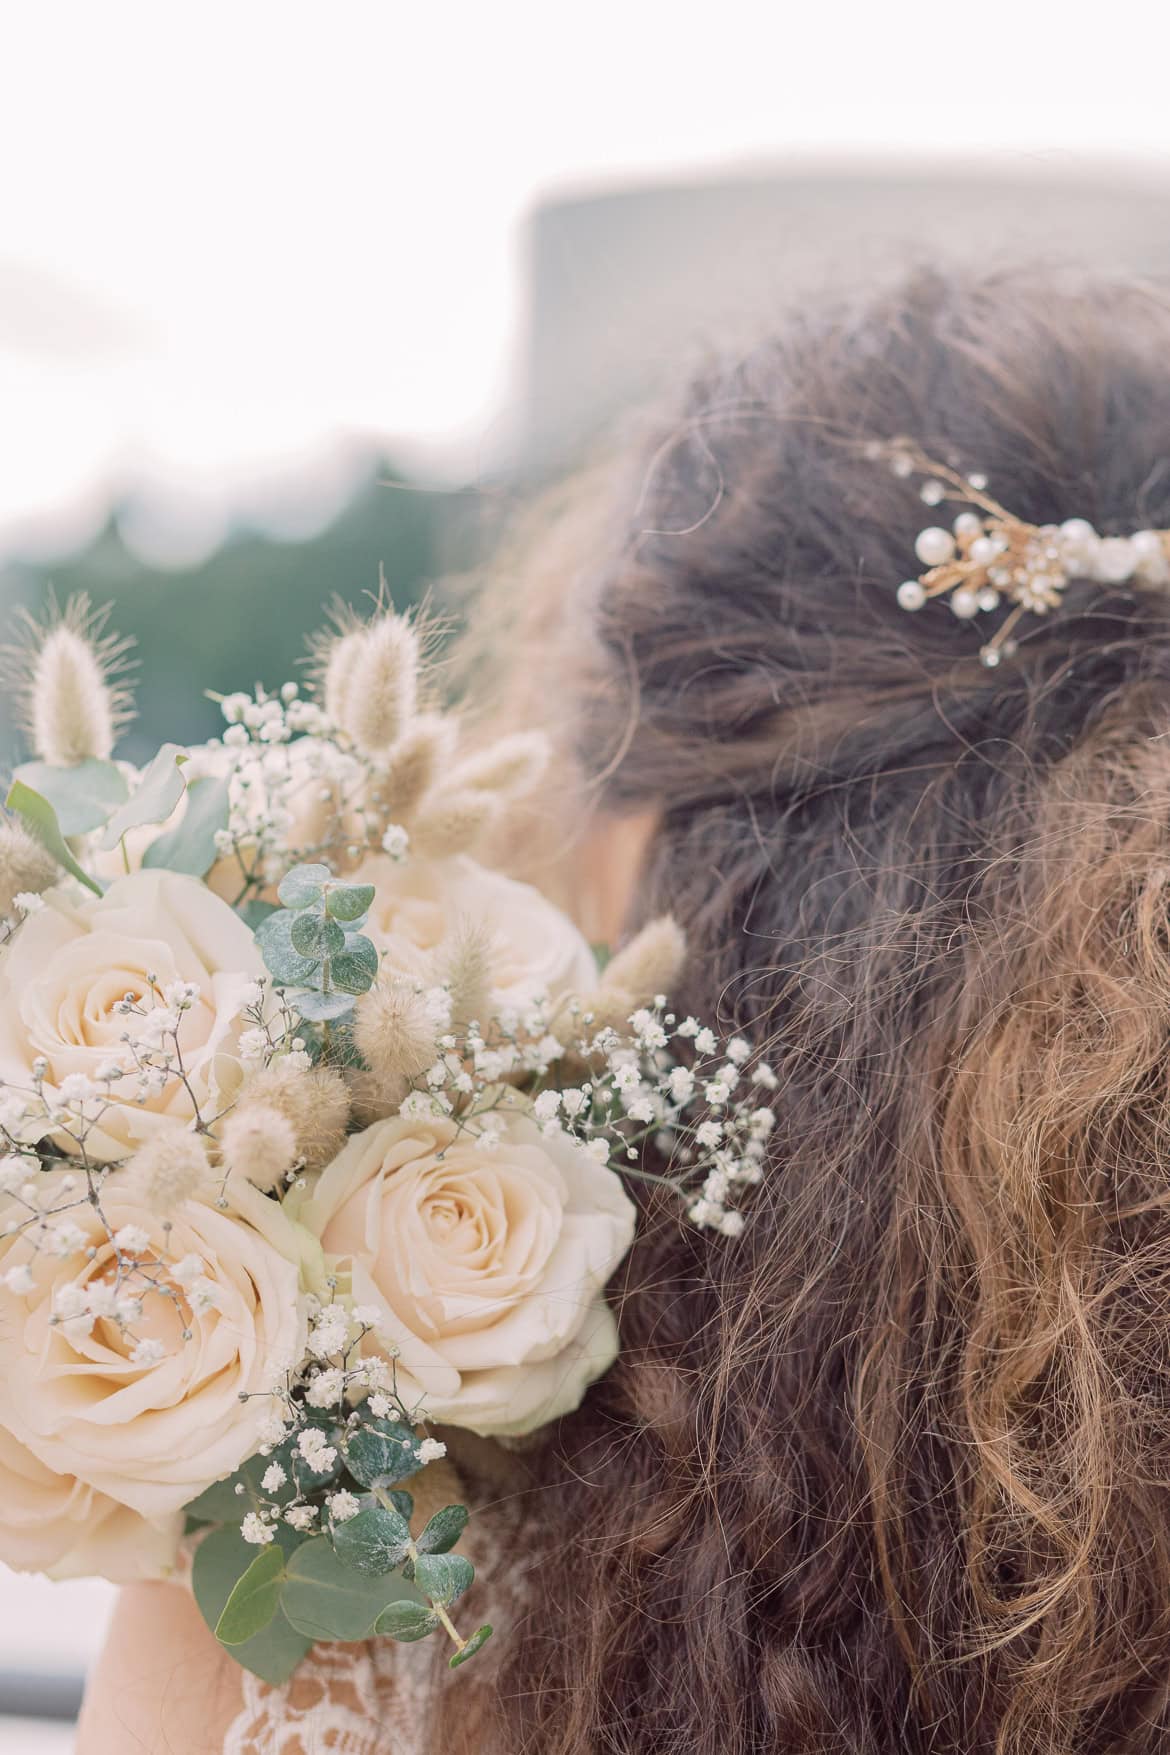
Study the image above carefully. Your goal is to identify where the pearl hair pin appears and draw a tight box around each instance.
[866,439,1170,667]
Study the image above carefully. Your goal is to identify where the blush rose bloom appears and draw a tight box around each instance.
[0,1172,316,1542]
[0,1422,180,1581]
[296,1100,636,1437]
[349,853,598,1009]
[0,869,265,1161]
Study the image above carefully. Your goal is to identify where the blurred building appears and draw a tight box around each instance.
[520,159,1170,469]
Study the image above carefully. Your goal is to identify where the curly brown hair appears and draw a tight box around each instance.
[467,264,1170,1755]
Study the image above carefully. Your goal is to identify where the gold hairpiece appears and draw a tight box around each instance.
[868,439,1170,667]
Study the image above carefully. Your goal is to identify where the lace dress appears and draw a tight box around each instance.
[221,1440,525,1755]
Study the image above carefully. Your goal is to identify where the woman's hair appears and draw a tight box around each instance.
[481,264,1170,1755]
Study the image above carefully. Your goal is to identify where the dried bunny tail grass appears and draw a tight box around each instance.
[308,593,423,757]
[409,788,500,859]
[353,977,442,1085]
[446,730,550,800]
[2,593,135,765]
[366,713,457,823]
[347,1066,409,1128]
[430,918,497,1029]
[600,916,687,1005]
[124,1130,213,1216]
[219,1104,299,1192]
[0,818,59,915]
[236,1060,349,1170]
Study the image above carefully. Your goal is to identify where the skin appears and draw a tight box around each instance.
[75,809,659,1753]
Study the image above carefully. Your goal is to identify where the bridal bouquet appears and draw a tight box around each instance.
[0,592,774,1684]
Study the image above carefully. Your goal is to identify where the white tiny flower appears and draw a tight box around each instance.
[586,1138,611,1163]
[0,1155,29,1193]
[306,1367,344,1408]
[560,1088,589,1119]
[380,824,410,861]
[367,1392,391,1419]
[532,1090,561,1122]
[259,1412,290,1447]
[52,1284,89,1322]
[171,1253,206,1287]
[667,1066,695,1105]
[223,724,251,749]
[261,1463,288,1493]
[162,980,201,1011]
[694,1028,718,1056]
[238,1028,269,1063]
[284,1505,317,1531]
[696,1120,723,1149]
[352,1304,383,1328]
[13,891,46,916]
[57,1073,99,1105]
[221,692,252,725]
[241,1512,275,1545]
[95,1059,126,1083]
[417,1438,447,1465]
[704,1079,730,1107]
[130,1337,167,1367]
[725,1036,752,1065]
[213,829,236,857]
[189,1275,222,1313]
[326,1489,360,1523]
[114,1224,152,1255]
[719,1210,746,1238]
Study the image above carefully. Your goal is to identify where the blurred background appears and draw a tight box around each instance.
[5,0,1170,1742]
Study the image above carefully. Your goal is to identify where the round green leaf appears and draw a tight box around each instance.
[99,744,188,850]
[374,1600,440,1642]
[277,863,331,909]
[415,1504,469,1556]
[143,774,231,876]
[256,909,320,986]
[331,1504,412,1575]
[281,1536,422,1642]
[325,883,375,922]
[292,988,355,1022]
[344,1420,421,1489]
[449,1624,494,1669]
[191,1524,311,1685]
[290,912,345,958]
[330,935,378,995]
[412,1552,473,1607]
[12,759,128,835]
[215,1543,285,1645]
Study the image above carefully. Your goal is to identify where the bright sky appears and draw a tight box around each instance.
[3,1,1170,566]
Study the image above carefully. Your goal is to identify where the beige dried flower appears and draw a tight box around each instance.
[600,917,687,1006]
[219,1104,299,1193]
[447,731,550,800]
[124,1130,213,1216]
[4,594,134,766]
[320,612,419,758]
[353,977,441,1086]
[0,819,59,917]
[237,1060,349,1171]
[367,714,456,822]
[410,789,499,860]
[431,919,496,1030]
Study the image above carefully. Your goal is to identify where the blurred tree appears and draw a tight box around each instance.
[0,458,478,766]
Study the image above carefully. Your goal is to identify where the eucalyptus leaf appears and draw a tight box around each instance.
[374,1600,440,1642]
[331,1503,413,1575]
[291,988,355,1022]
[280,1536,423,1643]
[99,743,188,851]
[449,1624,494,1669]
[255,909,320,987]
[330,935,378,996]
[12,759,128,835]
[143,774,231,876]
[344,1420,422,1489]
[191,1524,311,1685]
[325,883,375,922]
[5,781,102,895]
[290,913,345,959]
[215,1544,285,1645]
[412,1552,474,1607]
[415,1504,469,1556]
[184,1452,295,1523]
[240,897,278,929]
[277,863,331,909]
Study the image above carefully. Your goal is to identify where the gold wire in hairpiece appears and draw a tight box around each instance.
[867,438,1170,667]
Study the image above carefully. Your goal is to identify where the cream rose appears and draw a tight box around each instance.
[297,1101,636,1437]
[0,1422,181,1581]
[0,1172,316,1521]
[0,868,264,1161]
[350,853,598,1009]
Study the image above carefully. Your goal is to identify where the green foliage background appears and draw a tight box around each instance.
[0,458,481,769]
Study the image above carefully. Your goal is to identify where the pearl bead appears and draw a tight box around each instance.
[1093,536,1137,583]
[969,536,999,566]
[915,526,956,566]
[989,567,1012,587]
[950,587,980,619]
[1060,518,1096,543]
[920,480,945,505]
[967,472,988,491]
[976,587,1001,612]
[953,512,983,538]
[979,645,1001,668]
[896,579,927,611]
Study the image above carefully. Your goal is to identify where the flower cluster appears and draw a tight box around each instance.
[0,590,769,1683]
